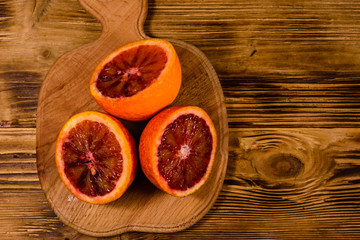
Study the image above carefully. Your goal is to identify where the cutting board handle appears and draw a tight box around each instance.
[79,0,148,40]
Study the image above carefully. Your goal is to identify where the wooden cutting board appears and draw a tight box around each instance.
[36,0,228,237]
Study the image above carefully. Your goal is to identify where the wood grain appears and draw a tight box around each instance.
[1,0,360,238]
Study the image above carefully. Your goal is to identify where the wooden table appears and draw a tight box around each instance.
[1,0,360,239]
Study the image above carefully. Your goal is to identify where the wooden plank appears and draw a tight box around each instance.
[0,128,35,154]
[0,191,120,239]
[2,129,360,238]
[0,130,37,192]
[1,0,360,128]
[0,0,101,127]
[122,128,360,239]
[1,0,360,238]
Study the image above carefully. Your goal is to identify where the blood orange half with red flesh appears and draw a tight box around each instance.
[139,106,217,197]
[55,111,137,204]
[90,38,182,121]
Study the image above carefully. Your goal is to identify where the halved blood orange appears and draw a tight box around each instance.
[90,38,182,121]
[55,111,137,204]
[139,106,217,197]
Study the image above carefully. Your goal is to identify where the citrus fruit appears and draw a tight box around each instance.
[139,106,217,197]
[90,38,182,121]
[55,111,137,204]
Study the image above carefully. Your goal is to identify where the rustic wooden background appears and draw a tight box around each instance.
[1,0,360,239]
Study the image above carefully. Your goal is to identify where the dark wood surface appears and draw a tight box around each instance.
[1,0,360,239]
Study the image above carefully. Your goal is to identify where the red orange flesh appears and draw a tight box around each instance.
[55,111,137,204]
[90,38,182,121]
[139,106,217,197]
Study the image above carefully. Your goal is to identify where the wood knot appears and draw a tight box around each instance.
[238,130,336,190]
[41,49,51,58]
[267,153,303,179]
[252,152,305,186]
